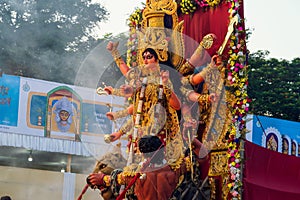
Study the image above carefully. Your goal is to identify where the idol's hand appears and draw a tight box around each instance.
[200,33,217,49]
[120,84,133,98]
[210,55,222,68]
[187,91,200,102]
[104,86,114,95]
[106,41,119,52]
[192,138,208,160]
[104,132,122,143]
[106,112,114,120]
[161,70,170,85]
[183,118,198,129]
[87,172,106,188]
[208,93,218,102]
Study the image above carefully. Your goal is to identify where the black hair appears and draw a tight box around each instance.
[138,135,165,164]
[139,135,163,153]
[164,14,173,29]
[1,196,12,200]
[142,48,158,60]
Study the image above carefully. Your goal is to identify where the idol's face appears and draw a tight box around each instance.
[213,55,223,66]
[142,51,157,65]
[59,110,70,121]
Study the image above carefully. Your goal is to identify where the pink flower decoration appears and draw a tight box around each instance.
[232,191,239,197]
[231,174,236,180]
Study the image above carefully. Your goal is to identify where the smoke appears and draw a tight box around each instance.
[0,0,108,85]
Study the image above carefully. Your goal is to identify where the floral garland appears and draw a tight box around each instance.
[127,77,148,165]
[179,0,222,14]
[126,8,143,67]
[127,7,143,28]
[226,0,250,199]
[126,28,139,67]
[180,0,197,14]
[206,0,221,7]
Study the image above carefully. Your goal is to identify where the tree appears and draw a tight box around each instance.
[248,50,300,122]
[0,0,108,84]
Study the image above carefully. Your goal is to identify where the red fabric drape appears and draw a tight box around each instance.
[243,140,300,200]
[178,2,231,59]
[178,1,246,63]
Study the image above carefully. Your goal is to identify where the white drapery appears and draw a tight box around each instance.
[0,131,103,156]
[63,172,76,200]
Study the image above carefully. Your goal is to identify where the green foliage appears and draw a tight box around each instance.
[248,50,300,122]
[0,0,108,84]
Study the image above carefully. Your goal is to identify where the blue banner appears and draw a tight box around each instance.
[252,115,300,146]
[0,74,20,126]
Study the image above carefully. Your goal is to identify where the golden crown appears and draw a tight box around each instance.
[137,0,185,67]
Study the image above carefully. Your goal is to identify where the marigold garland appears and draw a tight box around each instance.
[206,0,221,7]
[127,8,143,28]
[226,0,249,199]
[180,0,197,14]
[126,28,139,67]
[126,8,143,67]
[179,0,223,14]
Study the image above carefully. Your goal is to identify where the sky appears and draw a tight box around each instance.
[98,0,300,61]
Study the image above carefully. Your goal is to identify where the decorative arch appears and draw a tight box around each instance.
[291,140,298,156]
[45,86,82,141]
[262,127,282,153]
[282,135,291,155]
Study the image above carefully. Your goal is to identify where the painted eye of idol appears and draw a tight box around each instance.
[59,110,70,120]
[142,53,154,60]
